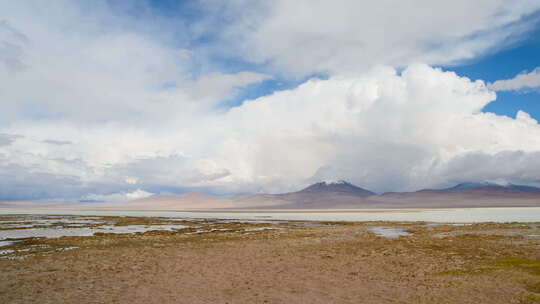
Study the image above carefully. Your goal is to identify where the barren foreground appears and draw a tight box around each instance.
[1,216,540,303]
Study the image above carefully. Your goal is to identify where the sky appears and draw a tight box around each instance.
[1,1,540,201]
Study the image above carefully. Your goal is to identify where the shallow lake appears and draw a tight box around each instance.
[0,207,539,222]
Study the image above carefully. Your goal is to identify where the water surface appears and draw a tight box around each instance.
[368,227,413,239]
[0,224,187,240]
[0,207,539,222]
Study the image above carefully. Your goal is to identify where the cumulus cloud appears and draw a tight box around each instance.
[488,67,540,91]
[2,1,540,200]
[3,62,540,198]
[209,64,540,193]
[203,0,540,76]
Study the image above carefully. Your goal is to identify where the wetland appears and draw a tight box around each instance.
[0,214,540,303]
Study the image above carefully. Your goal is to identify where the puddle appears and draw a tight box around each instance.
[0,244,76,259]
[0,214,287,240]
[0,219,108,229]
[0,224,188,240]
[287,222,330,227]
[95,225,187,234]
[368,227,413,239]
[56,246,79,252]
[0,240,18,247]
[426,223,473,227]
[0,224,40,229]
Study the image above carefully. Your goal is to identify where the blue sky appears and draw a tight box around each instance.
[146,0,540,119]
[451,22,540,119]
[111,0,540,119]
[2,1,540,201]
[239,21,540,119]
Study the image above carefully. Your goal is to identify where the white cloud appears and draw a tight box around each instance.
[206,64,540,193]
[178,71,272,104]
[1,2,540,200]
[0,1,269,125]
[3,61,540,197]
[82,189,154,202]
[204,0,540,76]
[488,68,540,91]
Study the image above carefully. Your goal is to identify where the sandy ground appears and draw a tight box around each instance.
[1,217,540,303]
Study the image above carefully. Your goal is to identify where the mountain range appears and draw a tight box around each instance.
[2,180,539,210]
[88,180,540,210]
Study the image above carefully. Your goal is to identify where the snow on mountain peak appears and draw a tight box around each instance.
[320,180,349,185]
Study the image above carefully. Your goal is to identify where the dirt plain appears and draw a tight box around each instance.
[0,216,540,303]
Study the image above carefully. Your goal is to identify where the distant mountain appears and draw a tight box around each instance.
[446,182,540,193]
[508,184,540,193]
[445,182,500,191]
[418,182,540,197]
[232,180,540,209]
[232,180,378,209]
[298,180,375,196]
[5,180,540,211]
[124,181,540,210]
[373,181,540,208]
